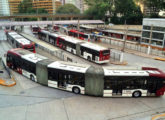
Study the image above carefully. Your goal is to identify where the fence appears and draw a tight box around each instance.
[110,51,124,62]
[100,37,165,57]
[37,43,124,63]
[37,44,78,63]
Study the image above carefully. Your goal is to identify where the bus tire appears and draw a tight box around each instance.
[72,87,80,94]
[132,91,141,98]
[30,75,35,82]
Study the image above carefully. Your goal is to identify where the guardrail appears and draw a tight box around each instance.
[37,44,78,63]
[100,36,165,58]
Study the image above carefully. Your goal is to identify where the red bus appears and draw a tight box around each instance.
[68,29,94,42]
[6,31,36,53]
[6,48,165,97]
[38,30,110,64]
[103,67,165,97]
[101,30,141,42]
[31,25,41,34]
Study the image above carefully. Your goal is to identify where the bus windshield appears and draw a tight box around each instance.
[102,50,110,55]
[24,45,35,52]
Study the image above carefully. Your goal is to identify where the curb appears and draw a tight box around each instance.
[154,57,165,61]
[110,61,128,65]
[0,58,16,87]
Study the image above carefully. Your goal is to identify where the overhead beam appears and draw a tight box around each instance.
[0,20,104,27]
[0,14,90,19]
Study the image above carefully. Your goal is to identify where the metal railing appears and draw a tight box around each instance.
[100,37,165,57]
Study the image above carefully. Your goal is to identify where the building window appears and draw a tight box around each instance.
[142,31,150,38]
[153,26,165,32]
[152,32,164,40]
[143,26,151,30]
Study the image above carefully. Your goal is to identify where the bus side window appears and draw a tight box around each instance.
[48,69,57,81]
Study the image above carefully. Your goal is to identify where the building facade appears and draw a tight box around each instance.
[8,0,22,15]
[141,18,165,50]
[0,0,10,15]
[8,0,61,15]
[32,0,53,14]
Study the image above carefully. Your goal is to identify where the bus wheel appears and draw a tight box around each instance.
[30,75,35,82]
[133,91,141,98]
[72,87,80,94]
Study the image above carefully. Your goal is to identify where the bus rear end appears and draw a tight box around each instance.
[32,26,40,34]
[99,50,110,63]
[23,43,36,53]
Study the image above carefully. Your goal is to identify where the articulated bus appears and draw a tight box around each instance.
[6,31,36,53]
[38,30,110,64]
[7,48,165,97]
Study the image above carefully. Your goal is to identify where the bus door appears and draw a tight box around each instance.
[147,78,158,93]
[112,79,123,95]
[58,73,67,89]
[92,54,95,61]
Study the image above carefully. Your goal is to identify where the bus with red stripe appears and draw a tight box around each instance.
[6,31,36,53]
[38,30,110,64]
[68,29,94,42]
[6,48,165,97]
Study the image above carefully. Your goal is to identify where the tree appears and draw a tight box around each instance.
[144,0,165,16]
[56,4,80,14]
[84,0,113,20]
[134,0,165,17]
[18,0,48,14]
[85,0,143,24]
[18,0,33,14]
[113,0,143,24]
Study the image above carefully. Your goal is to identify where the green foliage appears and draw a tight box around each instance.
[18,0,33,14]
[113,0,143,24]
[135,0,165,17]
[85,0,143,24]
[145,0,165,11]
[84,0,112,20]
[56,4,80,14]
[18,0,48,14]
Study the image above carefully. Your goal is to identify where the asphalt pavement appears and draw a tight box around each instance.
[0,28,165,120]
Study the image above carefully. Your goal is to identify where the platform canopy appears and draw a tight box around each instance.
[0,20,104,27]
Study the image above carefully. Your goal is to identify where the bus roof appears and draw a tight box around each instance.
[16,38,31,45]
[8,31,17,35]
[8,32,31,45]
[80,42,108,51]
[60,35,82,44]
[101,29,141,37]
[7,48,32,56]
[49,32,60,38]
[80,25,96,30]
[69,29,84,35]
[48,61,90,73]
[103,68,162,76]
[9,33,22,39]
[40,30,50,34]
[22,53,47,63]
